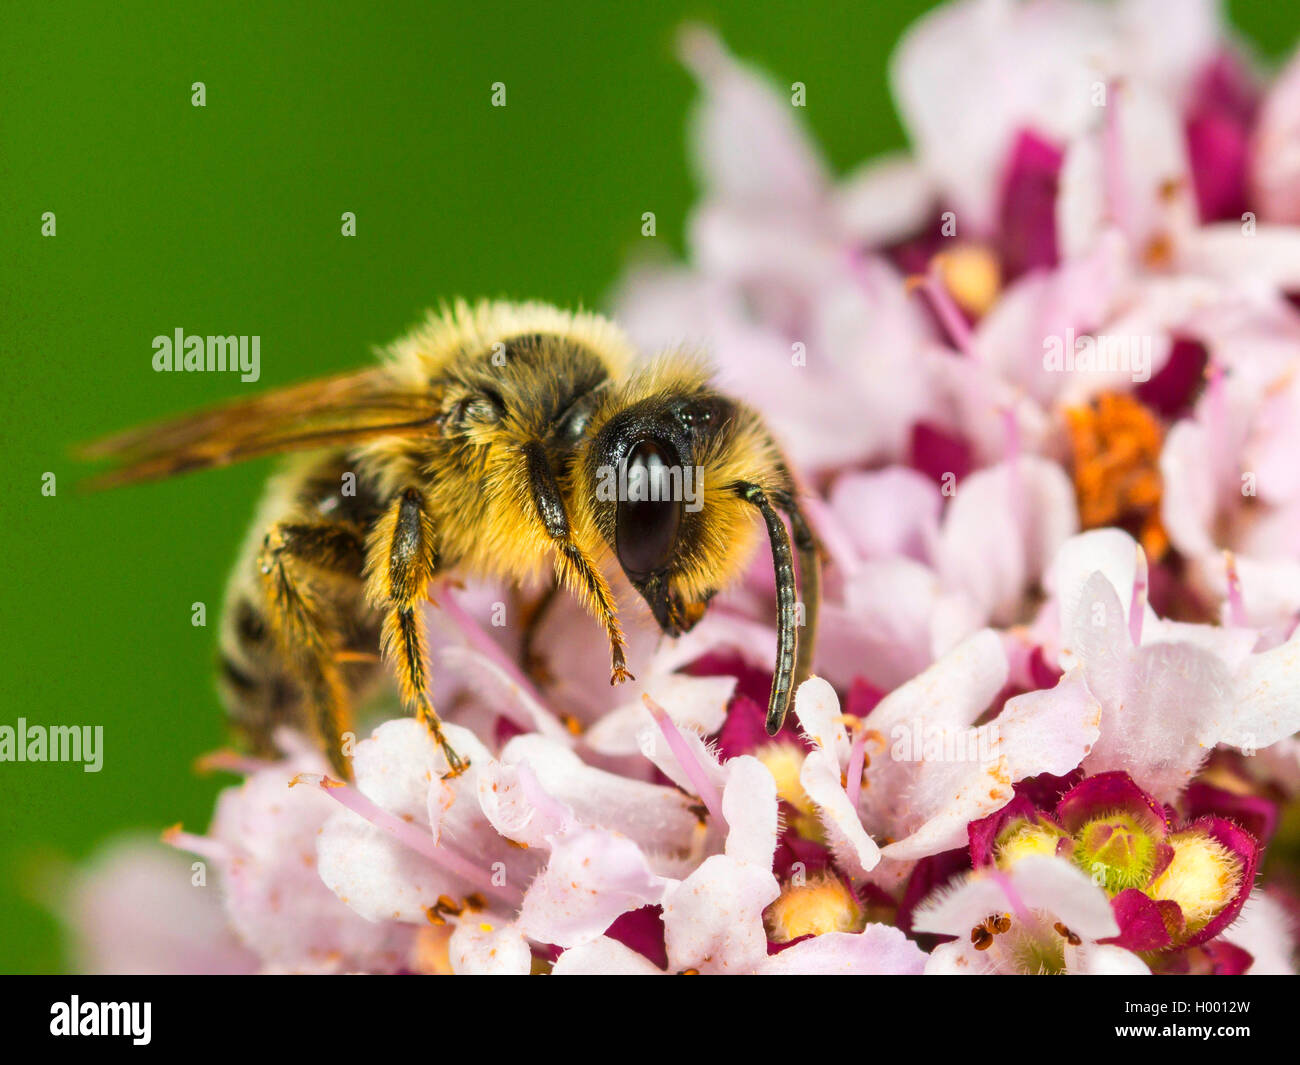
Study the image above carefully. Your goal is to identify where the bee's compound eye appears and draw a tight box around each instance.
[615,439,683,579]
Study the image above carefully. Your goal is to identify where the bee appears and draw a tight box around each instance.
[82,301,821,778]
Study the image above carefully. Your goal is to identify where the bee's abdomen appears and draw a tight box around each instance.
[215,453,387,758]
[216,590,302,757]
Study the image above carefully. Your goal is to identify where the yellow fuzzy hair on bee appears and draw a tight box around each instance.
[80,300,821,778]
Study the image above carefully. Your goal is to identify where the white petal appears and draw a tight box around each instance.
[1070,942,1151,974]
[1228,629,1300,750]
[827,466,942,563]
[353,719,489,825]
[755,924,928,975]
[1159,420,1219,559]
[1011,855,1119,940]
[800,747,882,876]
[316,813,456,924]
[661,854,779,975]
[834,153,937,246]
[1221,891,1297,975]
[793,675,850,762]
[938,459,1078,626]
[679,25,828,208]
[868,628,1008,737]
[436,645,571,741]
[1048,529,1142,667]
[923,939,994,974]
[448,919,531,975]
[882,670,1100,861]
[551,937,664,975]
[584,673,734,757]
[475,759,573,849]
[1073,575,1233,799]
[501,735,701,854]
[722,755,779,868]
[516,826,666,948]
[914,855,1117,942]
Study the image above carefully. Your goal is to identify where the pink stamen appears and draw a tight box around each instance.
[1102,80,1131,238]
[515,762,574,835]
[1001,404,1021,465]
[291,773,521,906]
[845,725,869,809]
[1224,551,1246,627]
[1001,404,1027,541]
[642,694,726,827]
[1205,359,1229,491]
[436,582,551,731]
[912,270,977,358]
[161,823,234,864]
[1129,544,1149,646]
[845,246,877,295]
[989,868,1034,926]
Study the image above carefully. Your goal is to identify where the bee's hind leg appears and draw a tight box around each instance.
[365,487,466,777]
[257,521,368,779]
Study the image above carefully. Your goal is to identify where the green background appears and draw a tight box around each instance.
[1,0,1295,973]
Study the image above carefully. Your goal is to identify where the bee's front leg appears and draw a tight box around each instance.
[521,441,632,686]
[364,487,466,777]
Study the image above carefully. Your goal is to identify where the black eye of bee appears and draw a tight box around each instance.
[615,438,683,579]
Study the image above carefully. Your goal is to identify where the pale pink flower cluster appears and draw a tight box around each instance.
[69,0,1300,975]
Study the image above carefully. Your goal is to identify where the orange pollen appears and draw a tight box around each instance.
[1065,392,1168,559]
[1142,231,1176,269]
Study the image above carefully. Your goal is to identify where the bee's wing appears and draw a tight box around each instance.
[79,369,440,488]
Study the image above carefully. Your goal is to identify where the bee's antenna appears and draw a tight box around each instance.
[735,482,800,735]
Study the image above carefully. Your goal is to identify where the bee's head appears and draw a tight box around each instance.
[579,357,817,738]
[583,389,729,636]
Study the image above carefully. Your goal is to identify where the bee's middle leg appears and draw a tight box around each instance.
[365,487,466,776]
[520,575,561,685]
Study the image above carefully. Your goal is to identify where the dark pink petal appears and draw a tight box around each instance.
[1179,816,1260,948]
[1134,338,1208,419]
[909,421,973,486]
[1056,771,1168,839]
[1205,940,1254,975]
[773,829,832,881]
[767,932,815,956]
[883,211,951,275]
[1185,53,1258,223]
[896,847,970,938]
[967,793,1043,868]
[1106,888,1185,952]
[845,675,886,720]
[1014,769,1084,813]
[713,693,774,760]
[1150,841,1176,885]
[1183,782,1279,848]
[997,129,1063,280]
[1027,646,1064,691]
[688,653,775,718]
[494,713,527,747]
[604,905,669,970]
[1145,554,1214,624]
